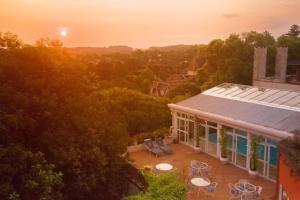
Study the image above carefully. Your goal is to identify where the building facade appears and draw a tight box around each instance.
[168,83,300,183]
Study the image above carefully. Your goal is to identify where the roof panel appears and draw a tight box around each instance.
[176,94,300,134]
[175,83,300,134]
[272,92,299,105]
[234,88,259,98]
[284,95,300,107]
[252,89,280,101]
[262,91,289,103]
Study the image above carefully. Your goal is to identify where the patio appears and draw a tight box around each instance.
[129,143,276,200]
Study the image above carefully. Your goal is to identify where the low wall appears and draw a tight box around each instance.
[127,137,174,153]
[277,154,300,200]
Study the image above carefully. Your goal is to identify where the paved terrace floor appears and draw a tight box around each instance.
[129,143,276,200]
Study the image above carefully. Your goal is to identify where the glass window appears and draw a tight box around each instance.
[235,129,247,137]
[269,146,278,166]
[188,115,194,120]
[188,121,194,134]
[267,139,278,145]
[236,136,247,156]
[196,118,206,125]
[223,125,234,133]
[208,128,217,144]
[257,144,265,160]
[197,124,206,138]
[179,119,185,131]
[207,121,217,127]
[227,134,233,149]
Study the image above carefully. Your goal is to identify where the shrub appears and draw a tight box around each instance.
[133,127,170,144]
[124,171,187,200]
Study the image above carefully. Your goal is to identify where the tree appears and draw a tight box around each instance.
[0,32,23,49]
[166,82,201,99]
[286,24,300,37]
[0,145,63,200]
[0,44,131,200]
[99,88,171,135]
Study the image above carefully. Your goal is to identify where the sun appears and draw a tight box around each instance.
[60,30,67,37]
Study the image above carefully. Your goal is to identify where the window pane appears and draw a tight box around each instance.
[208,128,217,144]
[197,124,206,138]
[207,121,217,127]
[257,144,265,160]
[236,129,247,136]
[179,119,185,131]
[196,118,206,124]
[227,134,233,149]
[236,136,247,156]
[224,125,234,133]
[269,146,278,166]
[236,153,247,168]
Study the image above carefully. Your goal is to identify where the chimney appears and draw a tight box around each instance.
[275,47,288,82]
[253,47,267,81]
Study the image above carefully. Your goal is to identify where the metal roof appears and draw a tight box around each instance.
[172,83,300,135]
[202,83,300,112]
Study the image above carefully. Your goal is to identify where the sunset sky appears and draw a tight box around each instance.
[1,0,300,48]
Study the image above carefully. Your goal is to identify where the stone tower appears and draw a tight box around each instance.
[253,47,267,81]
[275,47,288,82]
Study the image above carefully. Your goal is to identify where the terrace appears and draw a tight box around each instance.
[129,143,276,200]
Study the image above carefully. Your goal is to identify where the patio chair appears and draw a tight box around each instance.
[207,182,217,193]
[252,186,262,199]
[190,160,200,167]
[189,166,199,177]
[151,165,159,175]
[156,137,172,154]
[241,193,252,200]
[228,183,241,199]
[200,166,211,178]
[238,179,249,189]
[144,139,163,157]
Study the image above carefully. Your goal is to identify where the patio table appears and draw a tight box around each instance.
[191,177,210,187]
[191,177,210,197]
[235,181,256,194]
[155,163,173,171]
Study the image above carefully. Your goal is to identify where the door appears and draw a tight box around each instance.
[234,135,248,168]
[188,121,194,146]
[196,123,206,151]
[267,144,278,180]
[207,127,218,156]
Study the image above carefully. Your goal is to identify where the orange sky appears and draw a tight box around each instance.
[1,0,300,48]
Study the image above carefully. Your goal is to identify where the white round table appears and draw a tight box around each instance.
[155,163,173,171]
[235,182,256,193]
[191,177,210,187]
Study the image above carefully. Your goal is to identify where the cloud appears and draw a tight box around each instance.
[222,13,240,19]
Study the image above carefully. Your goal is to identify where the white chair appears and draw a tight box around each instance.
[252,186,262,199]
[207,182,217,192]
[241,193,252,200]
[228,183,241,199]
[201,166,211,177]
[190,160,200,167]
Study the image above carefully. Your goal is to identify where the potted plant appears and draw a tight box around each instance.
[219,128,228,164]
[248,136,260,177]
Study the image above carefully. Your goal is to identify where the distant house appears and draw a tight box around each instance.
[168,47,300,199]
